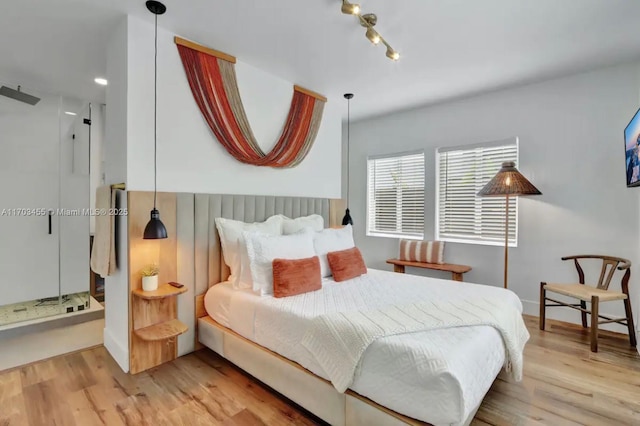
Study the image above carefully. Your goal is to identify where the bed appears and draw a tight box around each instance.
[189,194,526,426]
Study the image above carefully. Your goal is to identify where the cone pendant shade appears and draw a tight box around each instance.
[342,208,353,226]
[143,208,168,240]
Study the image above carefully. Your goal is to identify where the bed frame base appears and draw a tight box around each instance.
[199,316,479,426]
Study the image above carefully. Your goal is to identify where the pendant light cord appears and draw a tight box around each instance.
[346,98,350,207]
[153,12,158,209]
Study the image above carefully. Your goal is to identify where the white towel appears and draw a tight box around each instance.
[90,186,117,277]
[301,298,530,393]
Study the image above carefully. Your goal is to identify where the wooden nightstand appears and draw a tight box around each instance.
[130,284,187,374]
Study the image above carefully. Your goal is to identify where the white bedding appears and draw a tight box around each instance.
[204,269,523,426]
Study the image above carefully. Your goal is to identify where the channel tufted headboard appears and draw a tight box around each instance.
[194,194,331,297]
[127,191,341,367]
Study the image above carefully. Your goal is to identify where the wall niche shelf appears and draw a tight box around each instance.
[133,284,187,299]
[134,318,188,341]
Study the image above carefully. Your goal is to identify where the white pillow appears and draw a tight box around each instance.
[313,225,355,277]
[244,229,316,295]
[215,216,283,288]
[280,214,324,235]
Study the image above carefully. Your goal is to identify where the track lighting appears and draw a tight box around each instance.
[341,0,360,15]
[341,1,399,61]
[386,46,400,61]
[365,28,380,45]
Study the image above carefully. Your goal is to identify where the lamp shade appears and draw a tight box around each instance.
[477,161,542,197]
[143,208,168,239]
[341,208,353,226]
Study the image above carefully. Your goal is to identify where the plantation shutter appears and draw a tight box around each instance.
[437,139,518,245]
[367,151,425,238]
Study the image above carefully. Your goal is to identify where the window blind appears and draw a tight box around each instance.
[436,140,518,245]
[367,151,425,238]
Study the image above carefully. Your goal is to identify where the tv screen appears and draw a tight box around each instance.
[625,107,640,187]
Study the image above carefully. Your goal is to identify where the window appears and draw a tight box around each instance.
[436,138,518,246]
[367,151,425,239]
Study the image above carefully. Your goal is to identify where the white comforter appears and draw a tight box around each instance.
[205,269,524,425]
[302,298,528,392]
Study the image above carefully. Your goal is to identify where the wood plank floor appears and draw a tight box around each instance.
[0,315,638,426]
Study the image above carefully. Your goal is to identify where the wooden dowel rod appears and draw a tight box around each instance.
[294,85,327,103]
[174,36,237,64]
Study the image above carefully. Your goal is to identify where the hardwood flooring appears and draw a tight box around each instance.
[0,315,638,426]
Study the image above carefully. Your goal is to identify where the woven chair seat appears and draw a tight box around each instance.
[544,283,627,302]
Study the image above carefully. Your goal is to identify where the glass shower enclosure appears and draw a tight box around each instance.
[0,81,91,326]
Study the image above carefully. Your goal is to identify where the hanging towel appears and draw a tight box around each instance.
[91,186,117,277]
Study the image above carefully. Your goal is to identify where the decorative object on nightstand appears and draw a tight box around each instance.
[477,161,541,289]
[131,283,187,373]
[140,264,159,292]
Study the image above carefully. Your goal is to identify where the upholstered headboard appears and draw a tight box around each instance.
[127,191,339,359]
[193,194,331,298]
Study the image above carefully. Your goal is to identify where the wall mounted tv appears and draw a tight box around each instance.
[625,107,640,187]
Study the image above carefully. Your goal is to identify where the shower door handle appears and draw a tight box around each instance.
[48,211,52,235]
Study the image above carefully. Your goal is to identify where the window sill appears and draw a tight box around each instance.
[366,232,424,240]
[438,236,518,248]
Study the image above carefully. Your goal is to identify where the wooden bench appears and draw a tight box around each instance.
[386,259,472,282]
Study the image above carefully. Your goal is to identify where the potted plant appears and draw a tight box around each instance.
[141,264,159,291]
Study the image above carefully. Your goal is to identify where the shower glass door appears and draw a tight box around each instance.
[0,81,90,326]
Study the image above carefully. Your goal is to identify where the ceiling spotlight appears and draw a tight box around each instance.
[386,46,400,61]
[365,28,381,45]
[342,3,400,61]
[64,111,77,116]
[341,0,360,15]
[94,77,108,86]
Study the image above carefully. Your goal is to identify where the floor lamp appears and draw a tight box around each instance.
[477,161,541,289]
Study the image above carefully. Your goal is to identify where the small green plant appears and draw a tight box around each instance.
[141,264,159,277]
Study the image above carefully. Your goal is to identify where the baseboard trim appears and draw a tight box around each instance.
[521,299,628,334]
[103,327,129,373]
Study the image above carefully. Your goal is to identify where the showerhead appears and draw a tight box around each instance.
[0,85,40,105]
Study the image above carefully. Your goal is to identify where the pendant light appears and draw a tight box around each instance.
[342,93,354,226]
[143,0,168,240]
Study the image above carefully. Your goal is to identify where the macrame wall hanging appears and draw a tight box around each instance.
[175,37,326,168]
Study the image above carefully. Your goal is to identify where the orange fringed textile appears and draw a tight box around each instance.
[177,42,325,168]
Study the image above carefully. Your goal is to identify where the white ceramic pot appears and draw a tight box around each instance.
[142,275,159,292]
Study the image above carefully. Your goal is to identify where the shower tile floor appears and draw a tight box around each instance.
[0,292,90,326]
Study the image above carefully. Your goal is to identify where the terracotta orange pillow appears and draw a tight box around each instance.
[272,256,322,298]
[327,247,367,282]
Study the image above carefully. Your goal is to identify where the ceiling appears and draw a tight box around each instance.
[2,0,640,119]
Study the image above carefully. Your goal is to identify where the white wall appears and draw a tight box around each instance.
[125,16,341,198]
[348,63,640,333]
[103,16,130,373]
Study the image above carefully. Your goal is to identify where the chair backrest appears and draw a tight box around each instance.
[562,255,632,291]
